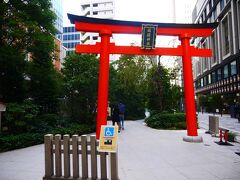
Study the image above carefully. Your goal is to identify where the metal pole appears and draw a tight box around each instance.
[180,34,198,137]
[96,30,111,139]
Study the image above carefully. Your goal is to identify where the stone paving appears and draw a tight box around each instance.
[0,119,240,180]
[198,112,240,142]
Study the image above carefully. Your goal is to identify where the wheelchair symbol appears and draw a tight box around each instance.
[104,127,114,137]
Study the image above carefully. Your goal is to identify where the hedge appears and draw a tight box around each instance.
[145,113,186,130]
[0,124,95,152]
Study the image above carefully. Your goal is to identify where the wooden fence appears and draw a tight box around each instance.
[43,134,118,180]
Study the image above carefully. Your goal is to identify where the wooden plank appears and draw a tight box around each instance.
[54,134,62,177]
[63,135,70,178]
[100,152,107,179]
[110,152,118,180]
[72,135,79,178]
[81,135,88,178]
[90,135,97,179]
[44,134,53,177]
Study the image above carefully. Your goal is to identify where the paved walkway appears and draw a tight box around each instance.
[198,113,240,142]
[1,120,240,180]
[198,113,240,133]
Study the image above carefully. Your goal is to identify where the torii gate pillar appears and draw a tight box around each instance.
[96,31,111,138]
[180,34,199,140]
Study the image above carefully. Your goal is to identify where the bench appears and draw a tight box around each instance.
[219,127,229,143]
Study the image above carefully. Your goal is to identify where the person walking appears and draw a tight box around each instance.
[118,102,125,130]
[111,103,121,132]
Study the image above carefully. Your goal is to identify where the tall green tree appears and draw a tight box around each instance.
[0,0,60,112]
[110,55,150,119]
[146,61,181,112]
[0,46,26,102]
[61,54,99,123]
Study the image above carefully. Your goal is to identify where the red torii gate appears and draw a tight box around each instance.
[68,14,217,141]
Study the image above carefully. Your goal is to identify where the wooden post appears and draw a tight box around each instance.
[81,135,88,179]
[44,134,53,177]
[90,135,97,179]
[63,135,70,178]
[110,152,118,180]
[72,135,79,178]
[100,152,107,179]
[55,134,62,177]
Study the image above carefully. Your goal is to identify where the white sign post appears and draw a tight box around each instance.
[0,103,6,133]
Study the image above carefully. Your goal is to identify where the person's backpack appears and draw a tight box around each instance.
[118,103,125,114]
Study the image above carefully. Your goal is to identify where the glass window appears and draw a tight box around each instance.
[230,61,237,75]
[63,35,67,40]
[63,43,67,48]
[204,76,208,85]
[220,0,224,10]
[74,34,80,40]
[208,0,212,11]
[212,71,216,83]
[93,11,98,15]
[211,31,217,64]
[201,78,204,87]
[93,3,98,7]
[67,27,71,32]
[222,16,230,55]
[213,8,217,20]
[217,68,222,81]
[224,65,229,78]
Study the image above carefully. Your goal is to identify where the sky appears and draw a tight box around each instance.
[63,0,180,45]
[63,0,197,67]
[63,0,176,25]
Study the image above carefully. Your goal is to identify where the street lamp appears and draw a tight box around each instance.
[220,95,224,117]
[237,93,240,122]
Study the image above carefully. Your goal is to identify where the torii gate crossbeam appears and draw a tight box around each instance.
[68,14,217,142]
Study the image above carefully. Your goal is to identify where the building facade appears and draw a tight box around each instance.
[61,26,81,56]
[80,0,115,45]
[51,0,66,70]
[51,0,63,34]
[192,0,240,113]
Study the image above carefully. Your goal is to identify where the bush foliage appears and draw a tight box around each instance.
[145,113,186,130]
[0,124,94,152]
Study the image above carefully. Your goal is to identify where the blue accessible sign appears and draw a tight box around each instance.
[104,127,114,137]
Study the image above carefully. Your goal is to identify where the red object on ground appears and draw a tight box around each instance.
[68,14,217,139]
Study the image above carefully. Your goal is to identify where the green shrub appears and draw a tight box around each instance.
[228,132,237,142]
[3,100,39,133]
[0,124,95,152]
[0,133,43,152]
[145,113,186,130]
[49,124,95,136]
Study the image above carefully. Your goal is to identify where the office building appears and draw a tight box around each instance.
[51,0,63,34]
[51,0,66,70]
[192,0,240,113]
[80,0,115,45]
[62,26,81,55]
